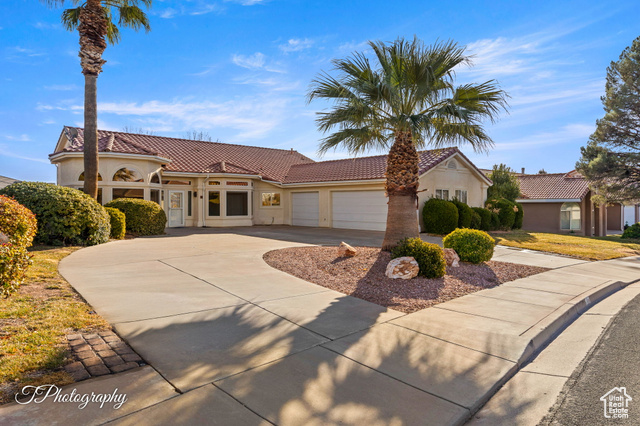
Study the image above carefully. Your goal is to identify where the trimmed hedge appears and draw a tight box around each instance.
[514,202,524,229]
[391,237,446,278]
[105,207,126,240]
[472,207,492,231]
[490,212,501,231]
[422,198,459,235]
[0,196,37,297]
[105,198,166,236]
[0,182,110,246]
[485,198,517,230]
[470,211,482,230]
[451,199,473,228]
[443,229,495,264]
[622,223,640,239]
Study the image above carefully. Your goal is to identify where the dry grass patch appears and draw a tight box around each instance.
[0,246,110,404]
[492,231,640,260]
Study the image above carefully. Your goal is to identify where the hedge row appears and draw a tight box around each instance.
[422,197,524,234]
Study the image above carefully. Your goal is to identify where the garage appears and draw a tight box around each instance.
[332,190,388,231]
[292,192,319,226]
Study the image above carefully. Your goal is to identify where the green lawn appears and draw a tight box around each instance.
[0,246,110,404]
[491,230,640,261]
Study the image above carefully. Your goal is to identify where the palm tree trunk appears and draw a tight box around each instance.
[78,1,107,200]
[381,130,420,250]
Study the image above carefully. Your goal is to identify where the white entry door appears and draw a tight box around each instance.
[168,191,185,227]
[332,190,388,231]
[292,192,319,227]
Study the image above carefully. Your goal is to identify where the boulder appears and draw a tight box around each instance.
[337,242,357,257]
[0,232,8,245]
[385,256,419,280]
[444,248,460,267]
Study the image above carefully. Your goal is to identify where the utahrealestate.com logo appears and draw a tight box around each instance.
[600,387,632,419]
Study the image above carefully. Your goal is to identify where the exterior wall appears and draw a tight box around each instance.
[607,203,623,231]
[520,203,564,233]
[253,181,287,225]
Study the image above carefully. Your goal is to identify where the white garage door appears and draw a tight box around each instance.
[332,191,388,231]
[292,192,319,227]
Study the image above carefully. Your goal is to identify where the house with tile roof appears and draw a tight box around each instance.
[0,175,20,190]
[515,171,633,236]
[50,126,492,230]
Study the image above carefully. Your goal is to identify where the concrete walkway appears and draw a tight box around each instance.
[1,227,638,425]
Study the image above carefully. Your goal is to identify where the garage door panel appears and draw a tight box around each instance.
[332,191,388,231]
[292,192,319,227]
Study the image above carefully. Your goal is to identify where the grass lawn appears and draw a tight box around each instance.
[0,246,110,404]
[491,230,640,261]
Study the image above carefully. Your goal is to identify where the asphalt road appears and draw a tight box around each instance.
[541,292,640,425]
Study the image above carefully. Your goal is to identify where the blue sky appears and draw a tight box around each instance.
[1,0,639,182]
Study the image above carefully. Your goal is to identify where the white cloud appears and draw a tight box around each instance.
[44,84,78,91]
[34,22,60,30]
[191,3,224,15]
[279,38,314,53]
[493,123,594,151]
[225,0,267,5]
[4,134,31,142]
[232,52,266,69]
[159,8,178,19]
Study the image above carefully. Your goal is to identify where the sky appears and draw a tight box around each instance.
[1,0,639,182]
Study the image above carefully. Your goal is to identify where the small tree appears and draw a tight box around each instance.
[184,130,217,142]
[487,164,520,202]
[577,35,640,203]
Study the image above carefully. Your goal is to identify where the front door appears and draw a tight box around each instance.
[168,191,185,227]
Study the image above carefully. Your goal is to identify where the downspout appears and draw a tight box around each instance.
[201,175,209,227]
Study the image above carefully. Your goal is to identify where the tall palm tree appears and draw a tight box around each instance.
[42,0,152,199]
[308,37,508,250]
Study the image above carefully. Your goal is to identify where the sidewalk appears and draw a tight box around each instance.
[1,230,638,425]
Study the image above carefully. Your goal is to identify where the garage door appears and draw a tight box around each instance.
[332,191,388,231]
[292,192,319,227]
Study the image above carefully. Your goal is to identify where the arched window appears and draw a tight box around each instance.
[447,160,457,169]
[113,167,143,182]
[561,202,581,230]
[78,172,103,181]
[150,173,160,184]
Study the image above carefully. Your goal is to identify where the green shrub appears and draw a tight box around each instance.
[470,211,482,230]
[443,229,495,264]
[0,182,110,246]
[0,195,37,248]
[105,207,126,240]
[622,223,640,239]
[105,198,166,236]
[391,237,446,278]
[451,198,473,228]
[490,212,501,231]
[514,202,524,229]
[485,198,517,230]
[422,198,459,235]
[0,245,32,298]
[472,207,492,231]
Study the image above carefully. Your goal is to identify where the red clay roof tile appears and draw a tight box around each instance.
[518,172,590,200]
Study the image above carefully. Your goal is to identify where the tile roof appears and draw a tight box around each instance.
[54,127,315,182]
[0,175,20,189]
[518,172,590,200]
[283,147,459,183]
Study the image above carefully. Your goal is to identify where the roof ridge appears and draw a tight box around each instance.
[291,147,457,168]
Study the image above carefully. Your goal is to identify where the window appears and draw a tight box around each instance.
[150,189,160,204]
[208,191,220,216]
[208,181,221,186]
[447,160,457,169]
[113,168,143,182]
[561,202,581,230]
[187,191,192,216]
[227,181,248,186]
[261,192,281,207]
[454,190,468,204]
[227,192,248,216]
[435,189,449,200]
[79,188,103,204]
[112,188,144,200]
[150,173,160,184]
[162,180,191,185]
[78,172,103,181]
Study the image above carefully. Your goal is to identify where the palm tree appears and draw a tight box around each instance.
[42,0,152,199]
[308,37,508,250]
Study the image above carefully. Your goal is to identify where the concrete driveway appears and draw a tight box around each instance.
[4,226,630,426]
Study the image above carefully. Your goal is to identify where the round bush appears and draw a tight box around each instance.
[472,207,492,231]
[0,195,37,248]
[622,223,640,239]
[514,202,524,229]
[470,211,482,230]
[485,198,517,230]
[490,212,501,231]
[422,198,459,235]
[0,182,110,246]
[105,207,126,240]
[0,245,32,298]
[391,237,446,278]
[451,199,473,228]
[105,198,166,236]
[443,229,495,264]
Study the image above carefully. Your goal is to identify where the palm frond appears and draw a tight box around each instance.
[318,127,389,156]
[61,7,81,31]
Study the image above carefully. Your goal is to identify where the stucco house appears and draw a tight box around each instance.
[50,127,492,230]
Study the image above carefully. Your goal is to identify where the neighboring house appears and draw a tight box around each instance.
[50,127,491,230]
[0,175,20,189]
[515,171,629,236]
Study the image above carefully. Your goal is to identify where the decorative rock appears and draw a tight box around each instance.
[337,242,357,257]
[0,232,8,245]
[444,248,460,267]
[385,257,420,280]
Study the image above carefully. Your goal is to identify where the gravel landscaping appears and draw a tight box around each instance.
[263,246,550,313]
